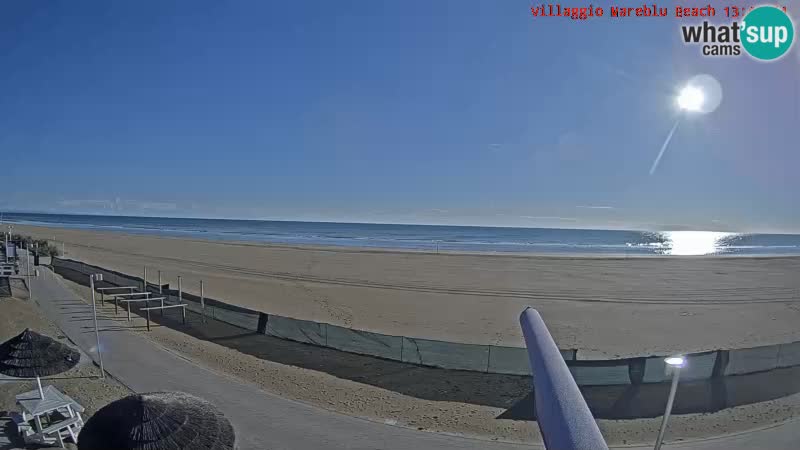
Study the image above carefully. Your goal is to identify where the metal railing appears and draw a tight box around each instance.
[520,307,608,450]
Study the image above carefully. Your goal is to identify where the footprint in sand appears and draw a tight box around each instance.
[300,283,354,327]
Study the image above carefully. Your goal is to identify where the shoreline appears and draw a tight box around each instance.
[9,222,800,260]
[51,267,800,446]
[13,223,800,357]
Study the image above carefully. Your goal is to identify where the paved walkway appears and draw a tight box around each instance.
[26,263,530,450]
[17,259,800,449]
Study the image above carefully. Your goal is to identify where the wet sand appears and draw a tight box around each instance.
[16,224,800,358]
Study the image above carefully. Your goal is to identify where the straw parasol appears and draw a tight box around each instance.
[0,328,80,397]
[78,392,235,450]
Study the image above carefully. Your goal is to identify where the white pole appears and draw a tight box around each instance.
[4,225,11,264]
[143,266,147,291]
[178,276,182,304]
[36,376,44,399]
[27,249,33,301]
[654,365,682,450]
[90,275,105,379]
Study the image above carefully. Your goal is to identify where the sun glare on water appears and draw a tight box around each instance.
[661,231,735,256]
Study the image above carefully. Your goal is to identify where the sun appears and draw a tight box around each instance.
[676,85,705,112]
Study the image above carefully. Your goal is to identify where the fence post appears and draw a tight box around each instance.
[200,280,205,323]
[257,313,268,334]
[143,266,147,291]
[519,307,608,450]
[178,276,182,312]
[158,271,164,316]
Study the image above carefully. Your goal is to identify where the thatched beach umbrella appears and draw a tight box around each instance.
[78,392,235,450]
[0,328,80,397]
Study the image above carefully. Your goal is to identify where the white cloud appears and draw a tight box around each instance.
[59,199,115,209]
[126,201,178,211]
[576,205,615,210]
[58,198,177,212]
[520,216,578,222]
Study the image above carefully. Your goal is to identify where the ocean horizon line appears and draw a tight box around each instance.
[3,209,794,235]
[4,212,800,256]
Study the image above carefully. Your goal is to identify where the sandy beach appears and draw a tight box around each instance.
[55,270,800,445]
[16,224,800,358]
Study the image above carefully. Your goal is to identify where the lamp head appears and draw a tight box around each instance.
[665,356,686,367]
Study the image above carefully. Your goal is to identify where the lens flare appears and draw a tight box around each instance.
[686,74,723,114]
[676,86,705,112]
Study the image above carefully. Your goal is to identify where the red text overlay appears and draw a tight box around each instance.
[530,4,788,20]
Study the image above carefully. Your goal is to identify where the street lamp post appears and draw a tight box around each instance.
[4,225,11,263]
[89,273,106,379]
[26,248,33,301]
[654,356,686,450]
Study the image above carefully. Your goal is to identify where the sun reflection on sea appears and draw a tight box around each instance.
[660,231,736,256]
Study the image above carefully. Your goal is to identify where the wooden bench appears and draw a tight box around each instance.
[108,291,150,314]
[95,286,136,305]
[118,296,164,321]
[0,264,16,276]
[141,303,188,330]
[39,416,82,448]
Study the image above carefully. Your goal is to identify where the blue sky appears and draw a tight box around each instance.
[1,1,798,232]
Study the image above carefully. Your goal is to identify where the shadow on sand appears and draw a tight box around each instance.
[113,304,800,420]
[56,270,800,421]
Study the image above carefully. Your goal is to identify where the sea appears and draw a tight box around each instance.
[3,212,800,256]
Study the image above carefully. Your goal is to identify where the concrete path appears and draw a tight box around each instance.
[18,259,800,449]
[26,263,530,450]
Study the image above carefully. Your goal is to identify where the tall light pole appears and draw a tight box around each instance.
[26,247,33,301]
[89,273,106,379]
[654,355,686,450]
[4,225,11,263]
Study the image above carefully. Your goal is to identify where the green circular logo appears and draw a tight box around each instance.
[741,6,795,61]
